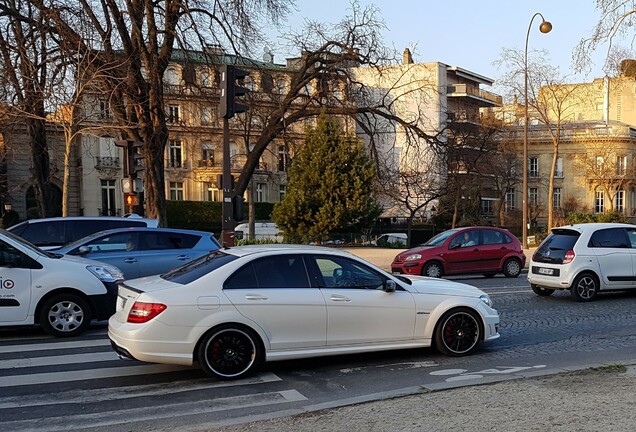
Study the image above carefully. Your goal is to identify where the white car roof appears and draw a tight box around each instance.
[222,244,348,258]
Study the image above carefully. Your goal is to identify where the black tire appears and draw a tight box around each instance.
[531,284,555,296]
[570,273,599,302]
[434,308,481,356]
[39,294,92,337]
[423,261,443,278]
[482,273,496,278]
[502,258,522,278]
[198,325,263,380]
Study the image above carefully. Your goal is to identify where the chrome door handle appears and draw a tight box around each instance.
[124,258,138,263]
[330,295,351,302]
[244,294,268,300]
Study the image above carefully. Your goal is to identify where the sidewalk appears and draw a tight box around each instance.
[208,364,636,432]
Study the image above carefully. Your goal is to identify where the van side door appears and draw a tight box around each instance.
[0,240,37,323]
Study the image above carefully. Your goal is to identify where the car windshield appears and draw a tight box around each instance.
[161,250,238,284]
[422,229,459,247]
[1,229,50,257]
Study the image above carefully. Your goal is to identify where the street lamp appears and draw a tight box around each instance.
[523,13,552,250]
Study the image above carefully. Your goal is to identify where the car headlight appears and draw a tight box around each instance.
[480,294,493,308]
[87,265,124,283]
[404,254,422,261]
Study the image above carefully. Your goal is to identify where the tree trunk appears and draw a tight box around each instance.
[26,116,50,217]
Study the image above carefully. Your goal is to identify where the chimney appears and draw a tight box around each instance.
[403,48,413,65]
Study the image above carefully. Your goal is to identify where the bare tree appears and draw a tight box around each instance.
[495,48,589,230]
[574,1,636,74]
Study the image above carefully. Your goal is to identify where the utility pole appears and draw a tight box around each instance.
[219,64,250,246]
[115,140,144,215]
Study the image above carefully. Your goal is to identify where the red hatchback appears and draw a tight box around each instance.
[392,226,525,278]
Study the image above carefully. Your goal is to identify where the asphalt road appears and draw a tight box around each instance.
[2,248,636,431]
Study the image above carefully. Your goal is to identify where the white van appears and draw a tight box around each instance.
[372,233,408,247]
[234,222,283,242]
[0,230,123,337]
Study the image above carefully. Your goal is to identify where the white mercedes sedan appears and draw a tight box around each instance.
[109,245,500,380]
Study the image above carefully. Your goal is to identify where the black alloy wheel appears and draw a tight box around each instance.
[434,308,481,356]
[198,326,262,380]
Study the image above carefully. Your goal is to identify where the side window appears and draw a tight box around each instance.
[73,220,106,241]
[483,230,505,245]
[141,232,200,250]
[224,263,258,289]
[628,229,636,248]
[312,255,384,289]
[0,240,38,269]
[79,232,137,254]
[20,222,66,247]
[251,255,310,288]
[588,228,630,248]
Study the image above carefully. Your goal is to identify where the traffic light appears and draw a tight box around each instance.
[215,174,235,190]
[232,195,245,222]
[115,140,144,177]
[124,192,139,206]
[219,65,250,119]
[127,141,144,177]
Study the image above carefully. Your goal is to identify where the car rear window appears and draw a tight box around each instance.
[533,229,580,264]
[161,251,238,284]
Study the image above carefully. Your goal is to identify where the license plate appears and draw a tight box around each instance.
[538,268,554,275]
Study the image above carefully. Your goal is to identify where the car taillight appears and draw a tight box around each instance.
[563,250,575,264]
[127,302,167,323]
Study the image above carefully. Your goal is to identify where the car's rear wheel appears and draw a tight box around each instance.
[502,258,522,278]
[570,273,599,302]
[423,261,443,278]
[198,325,263,380]
[39,294,92,337]
[434,308,481,356]
[531,284,555,296]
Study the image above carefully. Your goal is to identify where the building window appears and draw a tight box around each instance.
[554,157,563,178]
[201,142,215,167]
[595,190,605,213]
[278,145,289,172]
[99,99,112,120]
[279,185,286,201]
[505,188,515,211]
[617,155,628,176]
[201,106,212,125]
[167,105,180,123]
[169,181,184,200]
[617,188,625,212]
[596,156,604,170]
[168,140,183,168]
[529,157,539,178]
[481,199,494,216]
[100,180,117,216]
[256,183,265,202]
[553,187,562,209]
[203,182,221,201]
[529,187,538,206]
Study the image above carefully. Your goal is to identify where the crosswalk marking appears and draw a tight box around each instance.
[0,362,193,388]
[0,372,282,409]
[2,389,307,432]
[0,338,111,354]
[0,351,119,369]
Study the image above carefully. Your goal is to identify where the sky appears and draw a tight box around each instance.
[267,0,627,92]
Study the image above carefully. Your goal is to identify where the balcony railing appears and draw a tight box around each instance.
[95,156,120,169]
[447,84,502,105]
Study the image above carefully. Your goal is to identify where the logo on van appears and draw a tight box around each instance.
[1,279,15,289]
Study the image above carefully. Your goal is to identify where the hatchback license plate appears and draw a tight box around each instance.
[538,267,554,275]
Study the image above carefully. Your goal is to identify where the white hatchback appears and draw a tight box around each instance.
[109,245,500,380]
[529,223,636,301]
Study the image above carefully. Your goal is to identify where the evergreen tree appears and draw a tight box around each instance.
[272,115,381,243]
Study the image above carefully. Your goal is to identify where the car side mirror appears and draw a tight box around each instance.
[449,243,460,250]
[384,279,397,293]
[78,246,91,255]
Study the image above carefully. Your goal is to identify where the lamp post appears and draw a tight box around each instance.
[523,13,552,250]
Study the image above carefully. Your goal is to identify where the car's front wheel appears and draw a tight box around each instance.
[531,284,555,296]
[502,258,522,278]
[39,294,92,337]
[571,273,599,302]
[198,325,263,380]
[422,261,443,278]
[434,308,481,356]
